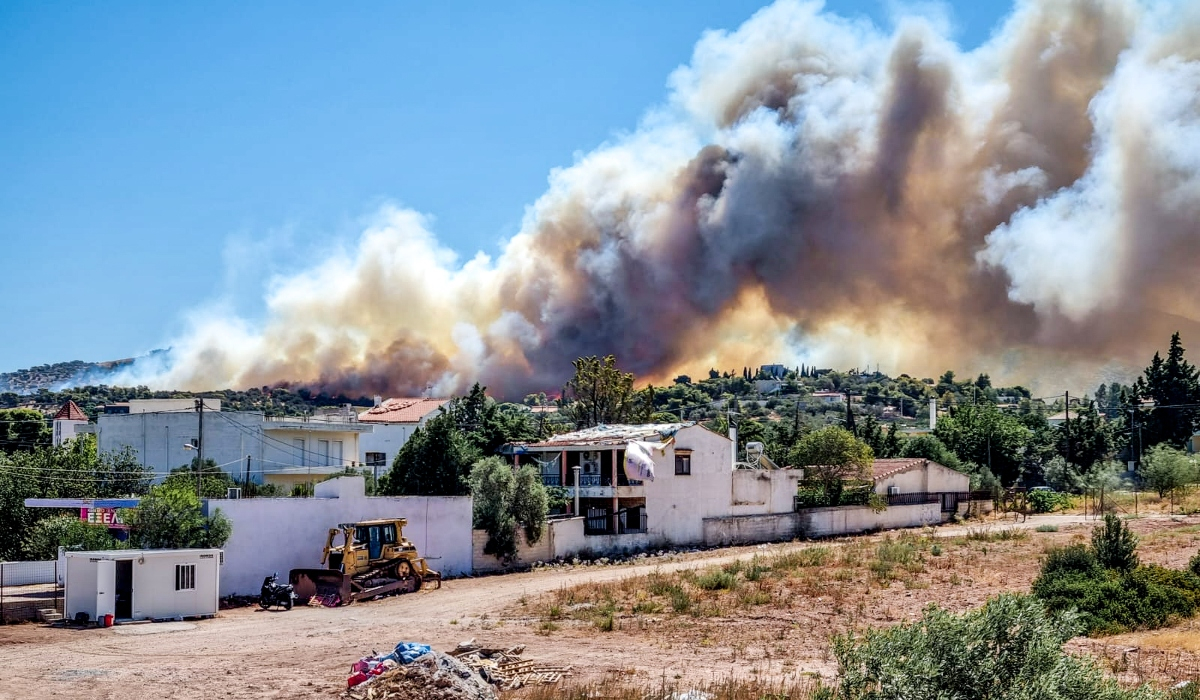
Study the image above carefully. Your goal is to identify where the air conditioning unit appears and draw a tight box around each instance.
[226,488,242,499]
[887,485,899,496]
[580,451,601,475]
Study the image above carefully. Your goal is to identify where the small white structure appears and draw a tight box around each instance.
[52,400,89,446]
[65,549,221,623]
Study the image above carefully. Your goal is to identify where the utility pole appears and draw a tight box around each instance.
[196,398,204,498]
[1064,391,1070,467]
[245,454,252,493]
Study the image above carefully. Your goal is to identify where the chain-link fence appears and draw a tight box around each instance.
[0,560,62,623]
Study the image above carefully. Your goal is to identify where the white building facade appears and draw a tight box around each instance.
[96,400,372,488]
[356,397,448,473]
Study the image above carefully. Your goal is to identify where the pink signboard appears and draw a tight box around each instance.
[80,507,129,530]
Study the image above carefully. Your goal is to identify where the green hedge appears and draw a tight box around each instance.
[795,481,874,508]
[1033,542,1200,635]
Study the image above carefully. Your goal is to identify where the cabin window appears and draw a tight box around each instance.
[175,564,196,591]
[675,454,691,475]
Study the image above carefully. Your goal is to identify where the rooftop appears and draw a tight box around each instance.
[522,423,696,448]
[53,400,88,422]
[870,458,931,480]
[358,398,448,424]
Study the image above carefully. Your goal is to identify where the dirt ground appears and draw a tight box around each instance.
[1,514,1197,699]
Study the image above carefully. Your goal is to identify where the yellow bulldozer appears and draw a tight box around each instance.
[289,518,441,605]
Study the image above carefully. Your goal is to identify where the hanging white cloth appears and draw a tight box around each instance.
[623,440,670,482]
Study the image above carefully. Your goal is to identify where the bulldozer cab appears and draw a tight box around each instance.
[355,522,393,560]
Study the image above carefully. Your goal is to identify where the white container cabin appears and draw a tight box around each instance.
[64,549,221,623]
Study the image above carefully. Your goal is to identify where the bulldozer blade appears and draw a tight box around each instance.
[289,569,353,605]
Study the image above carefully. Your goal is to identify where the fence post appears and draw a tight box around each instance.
[1,562,5,624]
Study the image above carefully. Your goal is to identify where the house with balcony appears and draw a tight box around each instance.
[497,423,801,559]
[357,397,448,475]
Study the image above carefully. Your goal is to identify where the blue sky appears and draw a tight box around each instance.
[0,1,1010,372]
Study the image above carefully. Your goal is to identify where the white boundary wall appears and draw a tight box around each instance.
[207,477,472,595]
[0,560,58,586]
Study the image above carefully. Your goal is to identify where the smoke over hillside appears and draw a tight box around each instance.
[112,0,1200,398]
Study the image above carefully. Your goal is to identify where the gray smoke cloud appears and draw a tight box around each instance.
[109,0,1200,398]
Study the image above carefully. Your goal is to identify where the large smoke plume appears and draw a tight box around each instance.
[114,0,1200,398]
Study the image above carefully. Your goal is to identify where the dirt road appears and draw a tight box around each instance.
[0,514,1162,699]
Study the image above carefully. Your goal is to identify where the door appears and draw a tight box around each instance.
[367,526,382,560]
[95,559,116,620]
[115,560,133,619]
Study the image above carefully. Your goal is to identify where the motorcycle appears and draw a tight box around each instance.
[259,572,295,610]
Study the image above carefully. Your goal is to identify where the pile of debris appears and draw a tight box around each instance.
[342,640,568,699]
[344,645,496,700]
[448,641,571,690]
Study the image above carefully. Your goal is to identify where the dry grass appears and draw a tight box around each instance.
[508,675,831,700]
[503,517,1200,692]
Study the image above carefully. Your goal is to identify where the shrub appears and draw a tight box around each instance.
[22,514,122,560]
[833,594,1158,699]
[1092,514,1138,573]
[1036,524,1059,533]
[696,570,738,591]
[1033,544,1200,635]
[1027,489,1071,513]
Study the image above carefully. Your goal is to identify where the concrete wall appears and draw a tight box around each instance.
[642,425,735,546]
[471,517,659,573]
[797,502,942,538]
[730,470,802,514]
[206,476,472,595]
[703,513,801,547]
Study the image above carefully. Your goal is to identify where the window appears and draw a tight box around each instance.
[293,438,305,466]
[318,440,330,467]
[175,564,196,591]
[331,440,343,466]
[675,454,691,475]
[365,452,386,468]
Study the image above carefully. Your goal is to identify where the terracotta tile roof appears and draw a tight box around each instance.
[870,458,929,480]
[53,400,88,422]
[358,398,448,424]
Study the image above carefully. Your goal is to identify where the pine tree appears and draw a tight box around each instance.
[881,422,902,458]
[1137,332,1200,449]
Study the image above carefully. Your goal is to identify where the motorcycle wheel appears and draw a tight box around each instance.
[259,601,271,610]
[284,597,293,611]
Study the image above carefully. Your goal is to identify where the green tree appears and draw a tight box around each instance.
[1136,332,1200,449]
[879,422,903,458]
[1057,402,1118,473]
[0,408,51,453]
[22,514,122,559]
[126,483,232,549]
[163,458,235,498]
[468,457,548,560]
[1140,444,1197,499]
[856,414,883,455]
[790,426,873,505]
[562,355,645,428]
[899,434,961,470]
[381,411,478,496]
[934,403,1031,484]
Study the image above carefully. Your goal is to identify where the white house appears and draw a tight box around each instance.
[504,423,800,552]
[64,549,221,623]
[96,399,373,489]
[811,391,846,404]
[356,397,448,473]
[52,400,89,446]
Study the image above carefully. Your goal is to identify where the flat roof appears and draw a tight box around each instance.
[64,549,222,559]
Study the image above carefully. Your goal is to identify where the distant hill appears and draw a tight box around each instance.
[0,358,136,394]
[0,357,375,418]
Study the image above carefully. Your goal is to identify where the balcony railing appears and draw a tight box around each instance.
[584,507,648,536]
[540,474,561,487]
[886,492,940,507]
